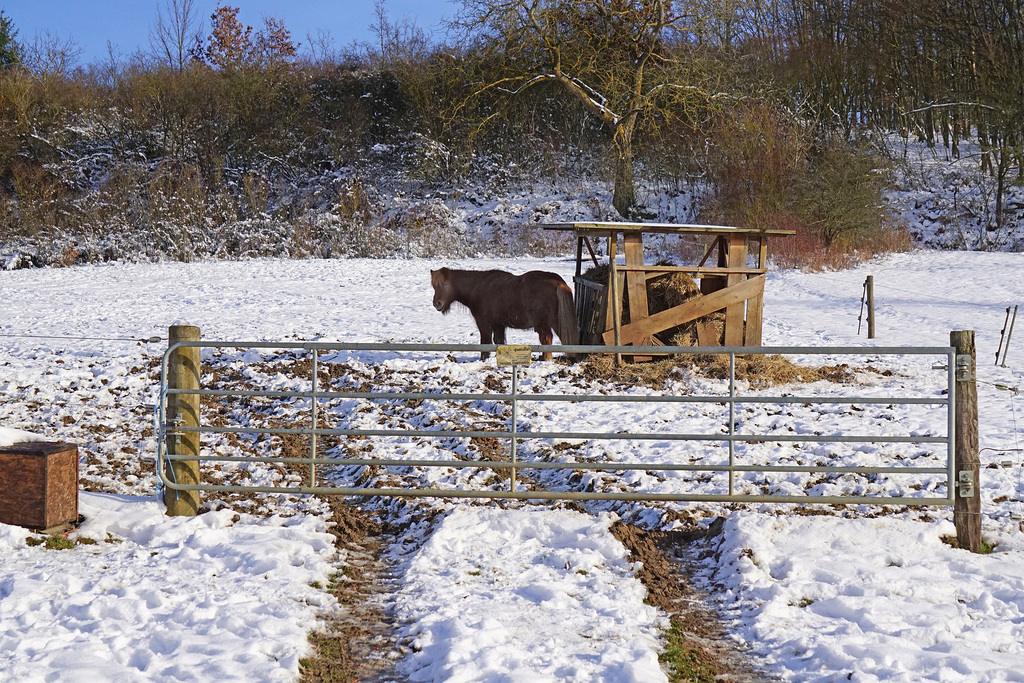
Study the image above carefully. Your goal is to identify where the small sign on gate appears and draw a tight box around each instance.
[496,345,532,366]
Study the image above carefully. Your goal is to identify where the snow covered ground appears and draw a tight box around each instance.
[2,249,1024,681]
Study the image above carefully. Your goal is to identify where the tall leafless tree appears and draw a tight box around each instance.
[453,0,730,218]
[149,0,204,71]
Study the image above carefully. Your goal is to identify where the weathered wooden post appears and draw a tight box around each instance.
[165,324,201,516]
[951,330,981,552]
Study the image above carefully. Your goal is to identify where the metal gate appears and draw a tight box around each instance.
[156,342,956,506]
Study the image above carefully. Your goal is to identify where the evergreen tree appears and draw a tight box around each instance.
[0,10,22,67]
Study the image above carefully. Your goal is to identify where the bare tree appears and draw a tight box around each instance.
[22,31,82,83]
[453,0,728,218]
[368,0,431,67]
[303,28,337,69]
[149,0,204,71]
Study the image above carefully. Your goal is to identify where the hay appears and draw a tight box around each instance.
[579,353,858,389]
[580,264,723,345]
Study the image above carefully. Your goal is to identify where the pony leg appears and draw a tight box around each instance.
[478,325,493,361]
[537,328,553,361]
[493,327,507,345]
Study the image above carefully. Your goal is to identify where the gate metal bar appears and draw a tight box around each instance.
[156,342,956,505]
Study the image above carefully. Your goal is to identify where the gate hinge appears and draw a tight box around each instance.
[166,412,184,444]
[957,470,976,498]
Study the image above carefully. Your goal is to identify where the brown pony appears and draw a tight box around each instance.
[430,267,579,360]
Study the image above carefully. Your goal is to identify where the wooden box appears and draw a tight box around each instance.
[0,442,79,531]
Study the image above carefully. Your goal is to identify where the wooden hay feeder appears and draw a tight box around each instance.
[0,441,79,532]
[541,222,794,357]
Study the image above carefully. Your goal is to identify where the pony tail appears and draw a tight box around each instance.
[556,285,580,356]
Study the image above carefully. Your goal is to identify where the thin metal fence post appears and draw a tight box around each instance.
[728,350,736,496]
[510,363,518,492]
[310,347,318,487]
[1000,305,1017,367]
[866,275,876,339]
[996,307,1011,365]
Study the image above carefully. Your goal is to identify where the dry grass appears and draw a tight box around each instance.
[578,352,857,389]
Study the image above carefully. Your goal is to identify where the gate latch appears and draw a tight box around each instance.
[955,355,974,382]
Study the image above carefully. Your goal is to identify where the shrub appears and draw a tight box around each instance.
[702,102,903,267]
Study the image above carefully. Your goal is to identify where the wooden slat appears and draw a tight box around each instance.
[623,232,649,322]
[726,235,748,287]
[724,303,745,345]
[604,271,624,332]
[604,275,766,346]
[539,222,796,237]
[696,321,719,346]
[722,236,750,346]
[620,265,767,275]
[622,233,651,361]
[745,290,764,345]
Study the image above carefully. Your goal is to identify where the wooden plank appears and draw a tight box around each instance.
[696,321,719,346]
[623,232,649,322]
[539,222,796,237]
[622,232,651,361]
[724,303,745,345]
[584,238,600,268]
[604,271,624,332]
[726,235,748,287]
[745,290,764,345]
[697,237,719,268]
[619,265,767,276]
[607,234,622,365]
[605,275,766,346]
[722,235,750,346]
[701,237,728,295]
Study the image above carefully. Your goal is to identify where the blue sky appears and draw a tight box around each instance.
[1,1,459,66]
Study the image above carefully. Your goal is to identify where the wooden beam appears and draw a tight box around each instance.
[724,303,745,346]
[619,265,767,275]
[697,237,720,268]
[623,232,651,361]
[584,237,600,269]
[623,233,650,322]
[696,321,719,346]
[745,290,764,346]
[605,275,766,346]
[723,236,750,346]
[607,234,622,364]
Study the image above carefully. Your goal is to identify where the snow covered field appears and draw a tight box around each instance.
[2,250,1024,681]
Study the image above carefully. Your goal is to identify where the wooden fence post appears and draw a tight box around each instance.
[951,330,981,552]
[165,324,201,516]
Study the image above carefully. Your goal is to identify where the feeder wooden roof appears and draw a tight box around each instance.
[539,222,795,237]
